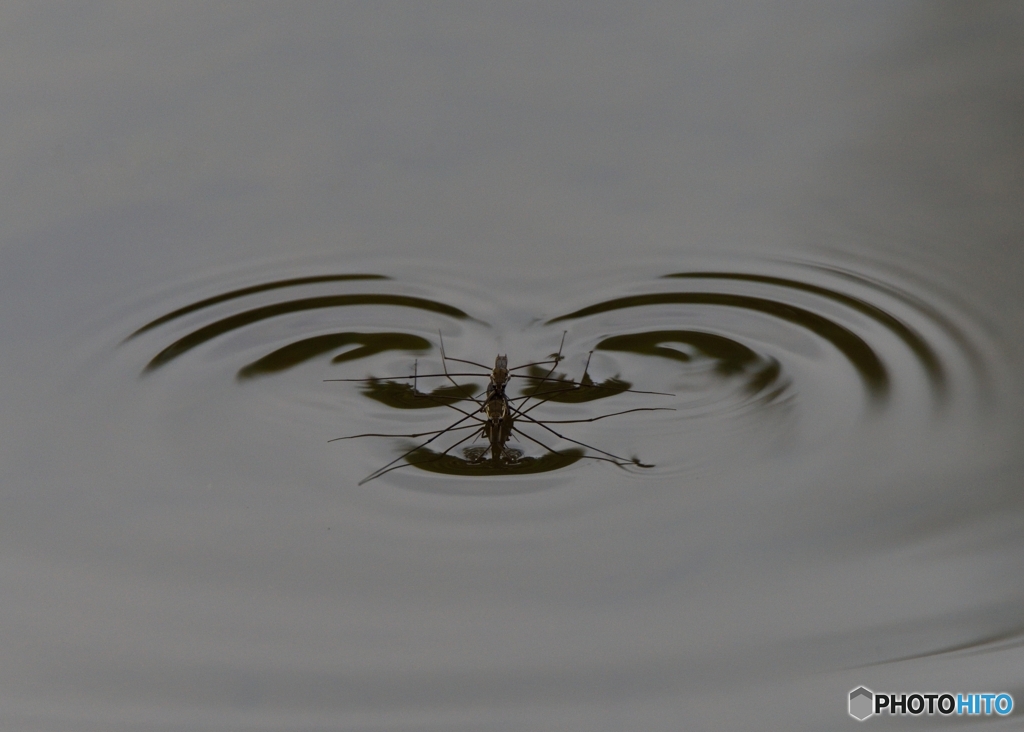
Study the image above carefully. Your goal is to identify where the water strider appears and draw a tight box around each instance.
[327,333,674,484]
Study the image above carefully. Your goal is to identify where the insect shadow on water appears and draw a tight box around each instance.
[327,333,675,485]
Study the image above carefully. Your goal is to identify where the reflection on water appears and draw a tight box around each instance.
[360,376,483,410]
[405,446,585,483]
[128,258,993,491]
[126,274,390,338]
[238,332,432,380]
[596,331,785,401]
[139,291,472,373]
[519,365,634,403]
[552,290,889,402]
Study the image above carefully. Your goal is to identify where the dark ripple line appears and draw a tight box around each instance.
[237,332,433,381]
[126,274,389,340]
[871,625,1024,666]
[665,272,946,401]
[595,330,786,399]
[548,293,888,402]
[407,447,585,477]
[143,295,470,373]
[813,263,990,405]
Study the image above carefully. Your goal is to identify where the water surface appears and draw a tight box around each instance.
[1,4,1023,730]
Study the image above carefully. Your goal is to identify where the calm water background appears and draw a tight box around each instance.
[1,4,1023,730]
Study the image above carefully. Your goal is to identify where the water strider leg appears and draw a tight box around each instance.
[508,401,650,466]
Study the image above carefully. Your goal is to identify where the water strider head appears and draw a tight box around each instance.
[491,354,509,387]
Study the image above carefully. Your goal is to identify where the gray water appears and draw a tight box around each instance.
[2,4,1023,730]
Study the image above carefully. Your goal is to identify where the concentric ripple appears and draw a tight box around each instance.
[124,259,994,487]
[551,291,884,401]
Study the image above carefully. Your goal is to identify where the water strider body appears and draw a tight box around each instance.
[481,354,514,465]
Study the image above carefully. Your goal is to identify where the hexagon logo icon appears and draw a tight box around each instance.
[849,686,874,721]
